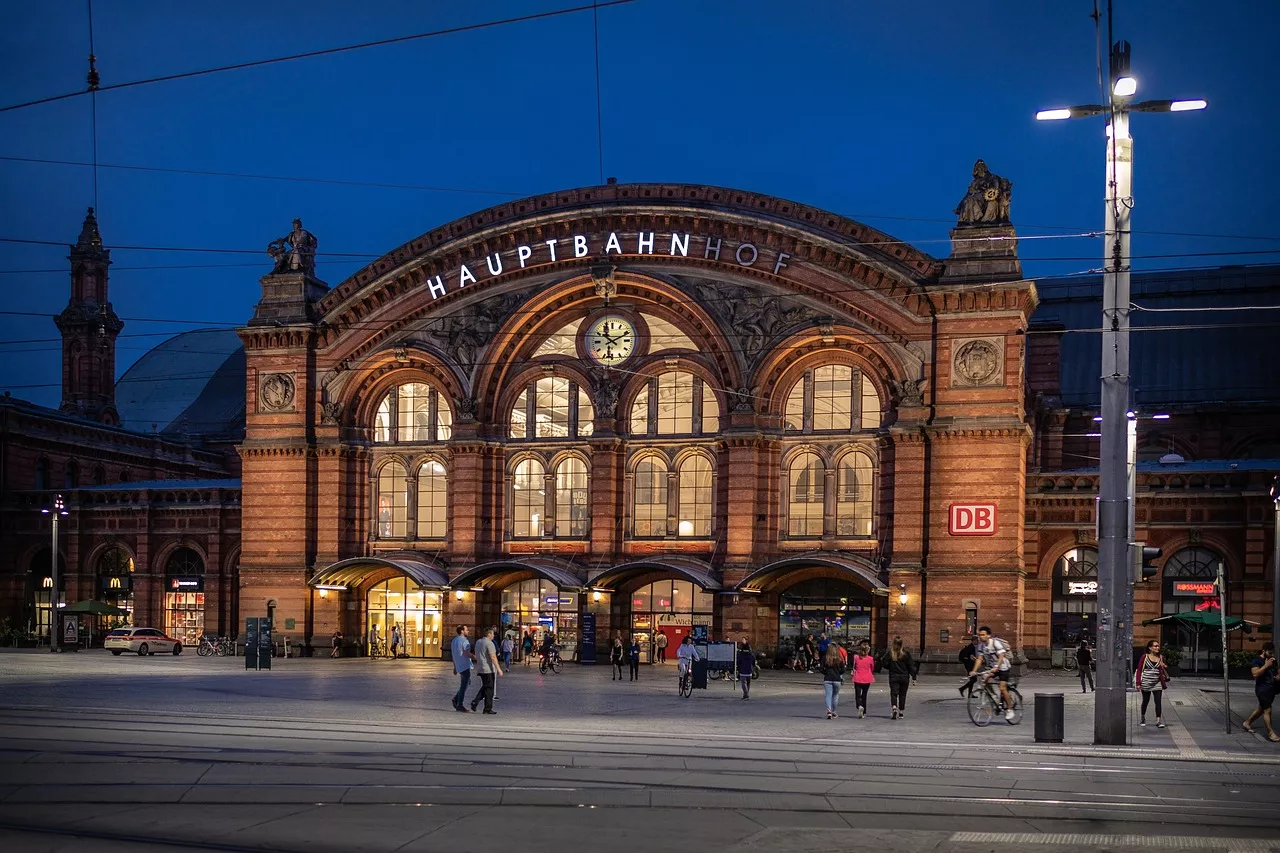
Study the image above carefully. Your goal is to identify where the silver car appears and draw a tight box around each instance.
[104,627,183,656]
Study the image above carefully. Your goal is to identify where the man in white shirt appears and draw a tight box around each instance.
[469,626,503,715]
[970,626,1015,721]
[451,626,476,712]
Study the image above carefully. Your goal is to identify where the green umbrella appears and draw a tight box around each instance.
[1142,611,1258,673]
[60,600,129,616]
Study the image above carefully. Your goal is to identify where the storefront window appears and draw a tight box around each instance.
[627,579,714,663]
[499,578,578,657]
[1161,547,1223,671]
[1050,547,1097,649]
[367,576,443,658]
[778,578,872,653]
[164,547,205,646]
[29,548,64,639]
[97,546,135,631]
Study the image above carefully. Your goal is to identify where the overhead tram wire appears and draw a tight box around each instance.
[0,0,641,115]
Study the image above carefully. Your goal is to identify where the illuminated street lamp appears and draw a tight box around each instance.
[1037,40,1205,746]
[40,494,69,652]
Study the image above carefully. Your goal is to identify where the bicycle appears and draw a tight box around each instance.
[216,637,235,656]
[197,636,218,657]
[538,649,562,674]
[678,664,693,698]
[968,673,1024,726]
[1063,653,1078,672]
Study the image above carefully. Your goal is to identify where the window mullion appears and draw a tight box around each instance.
[569,383,579,438]
[648,378,658,436]
[390,389,399,444]
[850,368,861,431]
[803,370,813,433]
[692,377,703,436]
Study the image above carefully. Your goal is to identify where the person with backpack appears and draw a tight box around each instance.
[522,631,534,666]
[850,640,875,718]
[879,636,919,720]
[958,638,979,697]
[971,626,1016,722]
[737,638,755,700]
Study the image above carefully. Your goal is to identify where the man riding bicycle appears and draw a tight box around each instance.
[970,626,1016,722]
[676,635,701,682]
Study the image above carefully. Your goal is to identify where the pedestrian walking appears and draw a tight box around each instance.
[850,640,875,718]
[656,631,668,663]
[821,643,845,719]
[330,629,342,659]
[1136,639,1169,728]
[737,638,754,699]
[1076,639,1095,693]
[1242,642,1280,742]
[628,635,641,681]
[880,636,919,720]
[522,631,534,666]
[390,623,402,659]
[610,636,625,680]
[451,625,476,712]
[469,626,503,715]
[957,638,978,697]
[500,634,514,672]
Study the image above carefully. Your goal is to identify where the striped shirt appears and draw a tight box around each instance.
[1140,656,1164,691]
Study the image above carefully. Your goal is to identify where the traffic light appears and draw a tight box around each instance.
[1131,543,1162,582]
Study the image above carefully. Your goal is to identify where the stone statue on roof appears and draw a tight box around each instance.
[954,159,1013,226]
[268,218,318,276]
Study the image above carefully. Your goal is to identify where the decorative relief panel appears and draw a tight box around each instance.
[950,337,1004,387]
[259,372,297,412]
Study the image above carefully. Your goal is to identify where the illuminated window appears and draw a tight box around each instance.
[532,320,580,357]
[513,459,545,537]
[783,366,880,432]
[788,452,825,537]
[510,378,594,439]
[677,455,713,537]
[642,313,697,353]
[555,457,590,537]
[629,372,719,436]
[416,460,447,539]
[374,383,452,444]
[377,461,408,538]
[835,450,873,537]
[633,457,668,537]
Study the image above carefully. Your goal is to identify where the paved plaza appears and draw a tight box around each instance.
[1,650,1278,852]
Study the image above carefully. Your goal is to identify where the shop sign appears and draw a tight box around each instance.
[63,617,78,645]
[1064,580,1098,596]
[949,503,997,536]
[1172,581,1217,597]
[417,230,793,304]
[101,576,132,591]
[170,577,204,592]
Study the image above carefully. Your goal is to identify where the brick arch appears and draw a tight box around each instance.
[780,443,833,470]
[754,331,905,419]
[1155,537,1238,582]
[152,540,208,574]
[1037,538,1098,580]
[489,360,600,434]
[83,540,137,576]
[343,353,466,436]
[372,455,411,478]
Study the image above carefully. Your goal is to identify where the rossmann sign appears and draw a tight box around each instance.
[949,503,997,536]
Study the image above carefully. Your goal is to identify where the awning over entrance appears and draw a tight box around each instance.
[735,551,888,595]
[588,557,722,592]
[448,556,585,591]
[308,557,449,590]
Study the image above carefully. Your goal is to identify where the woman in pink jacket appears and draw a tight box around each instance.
[850,640,876,719]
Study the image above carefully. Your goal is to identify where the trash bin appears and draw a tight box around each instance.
[1034,692,1064,743]
[692,658,709,689]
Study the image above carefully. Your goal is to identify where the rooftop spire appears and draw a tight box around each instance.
[76,207,103,249]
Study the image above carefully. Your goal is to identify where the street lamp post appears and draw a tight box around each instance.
[41,493,68,652]
[1038,40,1205,745]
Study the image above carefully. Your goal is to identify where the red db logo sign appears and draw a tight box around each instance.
[949,503,997,536]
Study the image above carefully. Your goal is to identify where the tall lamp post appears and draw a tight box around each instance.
[1038,40,1206,745]
[41,493,68,652]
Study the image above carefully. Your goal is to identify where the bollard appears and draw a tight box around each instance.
[1034,693,1064,743]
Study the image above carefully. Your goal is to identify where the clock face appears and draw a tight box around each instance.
[585,314,637,365]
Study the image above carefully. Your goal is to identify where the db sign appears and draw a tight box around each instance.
[949,503,997,536]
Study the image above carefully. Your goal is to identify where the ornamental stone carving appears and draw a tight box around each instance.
[591,375,621,418]
[684,278,820,363]
[890,377,925,408]
[455,396,478,422]
[259,372,296,412]
[267,218,318,276]
[954,159,1013,227]
[320,398,341,425]
[951,337,1004,387]
[427,288,533,374]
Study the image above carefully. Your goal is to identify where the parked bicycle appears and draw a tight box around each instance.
[197,636,236,657]
[968,675,1024,726]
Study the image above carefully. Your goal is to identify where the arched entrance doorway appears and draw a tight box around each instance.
[28,548,66,638]
[163,547,206,646]
[1161,546,1224,672]
[308,556,450,657]
[1050,546,1098,658]
[735,552,887,664]
[588,558,721,664]
[448,558,585,661]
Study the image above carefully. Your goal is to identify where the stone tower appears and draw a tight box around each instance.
[55,208,124,425]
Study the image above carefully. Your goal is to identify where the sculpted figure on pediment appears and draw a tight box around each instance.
[684,278,819,362]
[427,289,532,373]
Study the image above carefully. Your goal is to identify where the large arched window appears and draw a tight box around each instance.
[377,461,408,538]
[783,365,880,432]
[630,371,719,436]
[510,377,594,439]
[835,450,873,537]
[98,546,134,627]
[165,547,204,576]
[374,383,453,444]
[677,455,713,537]
[633,457,668,537]
[512,459,546,537]
[554,457,590,537]
[416,460,447,539]
[788,451,825,537]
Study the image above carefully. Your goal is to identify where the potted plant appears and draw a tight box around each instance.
[1228,650,1256,680]
[1161,645,1183,675]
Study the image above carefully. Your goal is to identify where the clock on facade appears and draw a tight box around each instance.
[584,314,637,365]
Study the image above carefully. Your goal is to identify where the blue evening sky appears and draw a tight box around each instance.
[1,0,1277,409]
